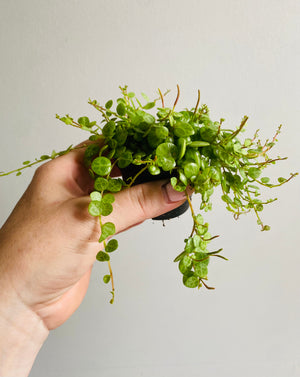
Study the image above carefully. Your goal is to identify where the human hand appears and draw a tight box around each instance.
[0,142,188,330]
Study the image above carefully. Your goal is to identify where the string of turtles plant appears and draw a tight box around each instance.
[1,85,297,303]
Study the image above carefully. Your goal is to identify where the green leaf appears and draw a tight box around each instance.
[179,170,188,186]
[88,201,102,217]
[199,124,218,142]
[248,167,261,179]
[105,239,118,253]
[256,203,263,211]
[102,193,115,204]
[183,162,199,179]
[96,251,110,262]
[179,256,193,275]
[91,156,112,176]
[194,263,208,278]
[128,92,135,98]
[188,141,210,148]
[114,127,128,146]
[184,149,201,166]
[278,177,286,183]
[83,144,100,167]
[100,202,113,216]
[90,191,102,201]
[141,92,150,102]
[157,156,176,171]
[59,116,73,125]
[78,116,90,128]
[148,165,161,175]
[94,177,109,192]
[156,142,178,159]
[262,225,271,231]
[40,155,50,160]
[194,214,204,225]
[102,121,115,138]
[177,137,186,160]
[107,178,123,193]
[103,274,111,283]
[22,160,31,165]
[194,252,210,264]
[117,151,133,168]
[116,102,126,116]
[142,113,155,124]
[143,102,155,110]
[193,235,201,248]
[105,100,113,109]
[99,222,116,243]
[183,272,199,288]
[174,122,195,138]
[261,177,270,184]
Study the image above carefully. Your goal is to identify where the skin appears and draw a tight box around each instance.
[0,142,188,377]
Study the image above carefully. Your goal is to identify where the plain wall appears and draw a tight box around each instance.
[0,1,299,376]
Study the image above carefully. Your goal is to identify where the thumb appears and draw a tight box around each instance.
[107,180,189,234]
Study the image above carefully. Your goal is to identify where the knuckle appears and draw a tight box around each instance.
[132,184,151,220]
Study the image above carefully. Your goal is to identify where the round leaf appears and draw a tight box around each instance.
[90,191,102,201]
[102,121,115,138]
[96,251,110,262]
[248,167,261,179]
[117,151,133,169]
[102,193,115,204]
[100,202,113,216]
[183,162,199,179]
[99,222,116,243]
[148,165,161,175]
[94,177,109,192]
[105,239,118,253]
[88,201,101,217]
[183,272,199,288]
[174,122,195,138]
[179,256,193,275]
[91,156,112,176]
[107,178,123,193]
[194,263,208,278]
[78,116,90,128]
[103,274,111,283]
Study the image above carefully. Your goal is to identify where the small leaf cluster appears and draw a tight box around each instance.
[1,85,297,299]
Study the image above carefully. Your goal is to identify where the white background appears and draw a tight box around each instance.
[0,1,299,376]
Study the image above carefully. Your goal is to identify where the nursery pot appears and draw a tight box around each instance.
[121,164,190,220]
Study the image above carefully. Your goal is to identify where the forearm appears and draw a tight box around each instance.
[0,281,49,377]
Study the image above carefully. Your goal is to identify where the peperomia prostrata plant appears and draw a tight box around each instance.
[1,85,297,303]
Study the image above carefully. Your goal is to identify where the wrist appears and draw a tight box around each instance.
[0,280,49,377]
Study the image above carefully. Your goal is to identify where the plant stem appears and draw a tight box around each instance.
[172,84,180,110]
[158,88,164,108]
[107,260,115,293]
[193,89,201,118]
[127,165,149,188]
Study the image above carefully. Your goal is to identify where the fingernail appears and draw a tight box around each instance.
[162,182,186,203]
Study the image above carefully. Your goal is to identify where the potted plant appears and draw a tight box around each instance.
[1,85,297,303]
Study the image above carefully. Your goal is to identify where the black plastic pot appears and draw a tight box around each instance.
[120,164,190,220]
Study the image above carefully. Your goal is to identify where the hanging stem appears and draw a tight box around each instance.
[127,164,149,188]
[172,84,180,110]
[107,260,115,293]
[158,88,164,108]
[193,89,201,118]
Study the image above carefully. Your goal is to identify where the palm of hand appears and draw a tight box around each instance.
[0,148,100,329]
